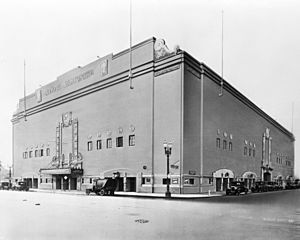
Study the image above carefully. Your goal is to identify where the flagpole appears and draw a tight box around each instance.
[129,0,134,89]
[291,102,294,133]
[24,60,27,121]
[219,10,224,97]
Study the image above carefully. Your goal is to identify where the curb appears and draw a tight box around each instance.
[29,188,225,199]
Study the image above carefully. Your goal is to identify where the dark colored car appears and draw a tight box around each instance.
[12,181,29,191]
[266,181,279,191]
[86,178,117,196]
[251,181,268,193]
[226,181,248,195]
[0,181,12,190]
[285,182,297,190]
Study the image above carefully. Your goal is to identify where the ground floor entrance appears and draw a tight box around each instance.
[23,178,38,189]
[55,175,78,190]
[216,177,234,192]
[264,172,271,182]
[114,177,136,192]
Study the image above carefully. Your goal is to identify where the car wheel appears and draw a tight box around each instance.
[100,189,105,196]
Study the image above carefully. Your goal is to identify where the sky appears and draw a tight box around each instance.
[0,0,299,176]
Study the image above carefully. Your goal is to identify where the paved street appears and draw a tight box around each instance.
[0,190,299,240]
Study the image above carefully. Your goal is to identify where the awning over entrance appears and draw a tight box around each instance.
[40,168,83,175]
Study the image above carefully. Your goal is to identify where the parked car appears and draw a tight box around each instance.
[251,181,268,193]
[285,182,297,190]
[226,181,248,195]
[12,181,29,191]
[266,181,281,191]
[0,181,12,190]
[86,178,117,196]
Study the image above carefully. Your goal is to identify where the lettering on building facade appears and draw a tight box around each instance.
[44,69,94,97]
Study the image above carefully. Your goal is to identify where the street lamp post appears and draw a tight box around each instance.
[163,141,172,198]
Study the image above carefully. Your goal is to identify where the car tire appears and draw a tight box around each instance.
[100,189,105,196]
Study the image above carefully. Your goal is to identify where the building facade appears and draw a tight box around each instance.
[12,38,295,193]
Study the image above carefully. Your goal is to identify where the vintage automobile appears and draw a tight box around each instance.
[12,181,29,191]
[266,181,279,191]
[0,181,12,190]
[86,178,117,196]
[251,181,268,193]
[226,181,248,195]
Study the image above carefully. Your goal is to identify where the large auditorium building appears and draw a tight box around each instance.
[12,37,295,194]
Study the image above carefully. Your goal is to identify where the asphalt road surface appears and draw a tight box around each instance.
[0,189,299,240]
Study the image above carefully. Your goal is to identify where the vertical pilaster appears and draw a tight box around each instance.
[269,137,272,165]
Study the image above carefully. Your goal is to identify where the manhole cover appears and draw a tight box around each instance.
[135,219,149,224]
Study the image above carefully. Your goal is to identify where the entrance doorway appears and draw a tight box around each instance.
[33,178,38,188]
[63,178,68,190]
[70,178,77,190]
[126,177,136,192]
[223,178,229,191]
[56,177,61,189]
[116,178,124,191]
[264,172,271,182]
[216,178,221,191]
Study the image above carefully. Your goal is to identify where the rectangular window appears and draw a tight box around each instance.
[90,178,92,184]
[253,149,255,157]
[172,178,179,184]
[40,178,42,183]
[82,178,84,184]
[162,178,170,185]
[40,149,44,157]
[216,138,220,148]
[142,177,151,184]
[29,151,33,158]
[35,150,39,157]
[87,141,93,151]
[45,178,48,183]
[229,142,233,151]
[46,148,50,156]
[116,137,123,147]
[244,147,247,156]
[129,135,135,146]
[184,178,195,185]
[223,140,227,150]
[249,148,251,156]
[96,140,102,150]
[106,138,112,148]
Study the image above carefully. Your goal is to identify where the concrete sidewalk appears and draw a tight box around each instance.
[29,188,225,199]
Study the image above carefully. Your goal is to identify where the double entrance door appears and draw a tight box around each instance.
[55,176,77,190]
[216,178,233,192]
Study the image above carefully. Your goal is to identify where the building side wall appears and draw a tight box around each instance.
[202,75,294,181]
